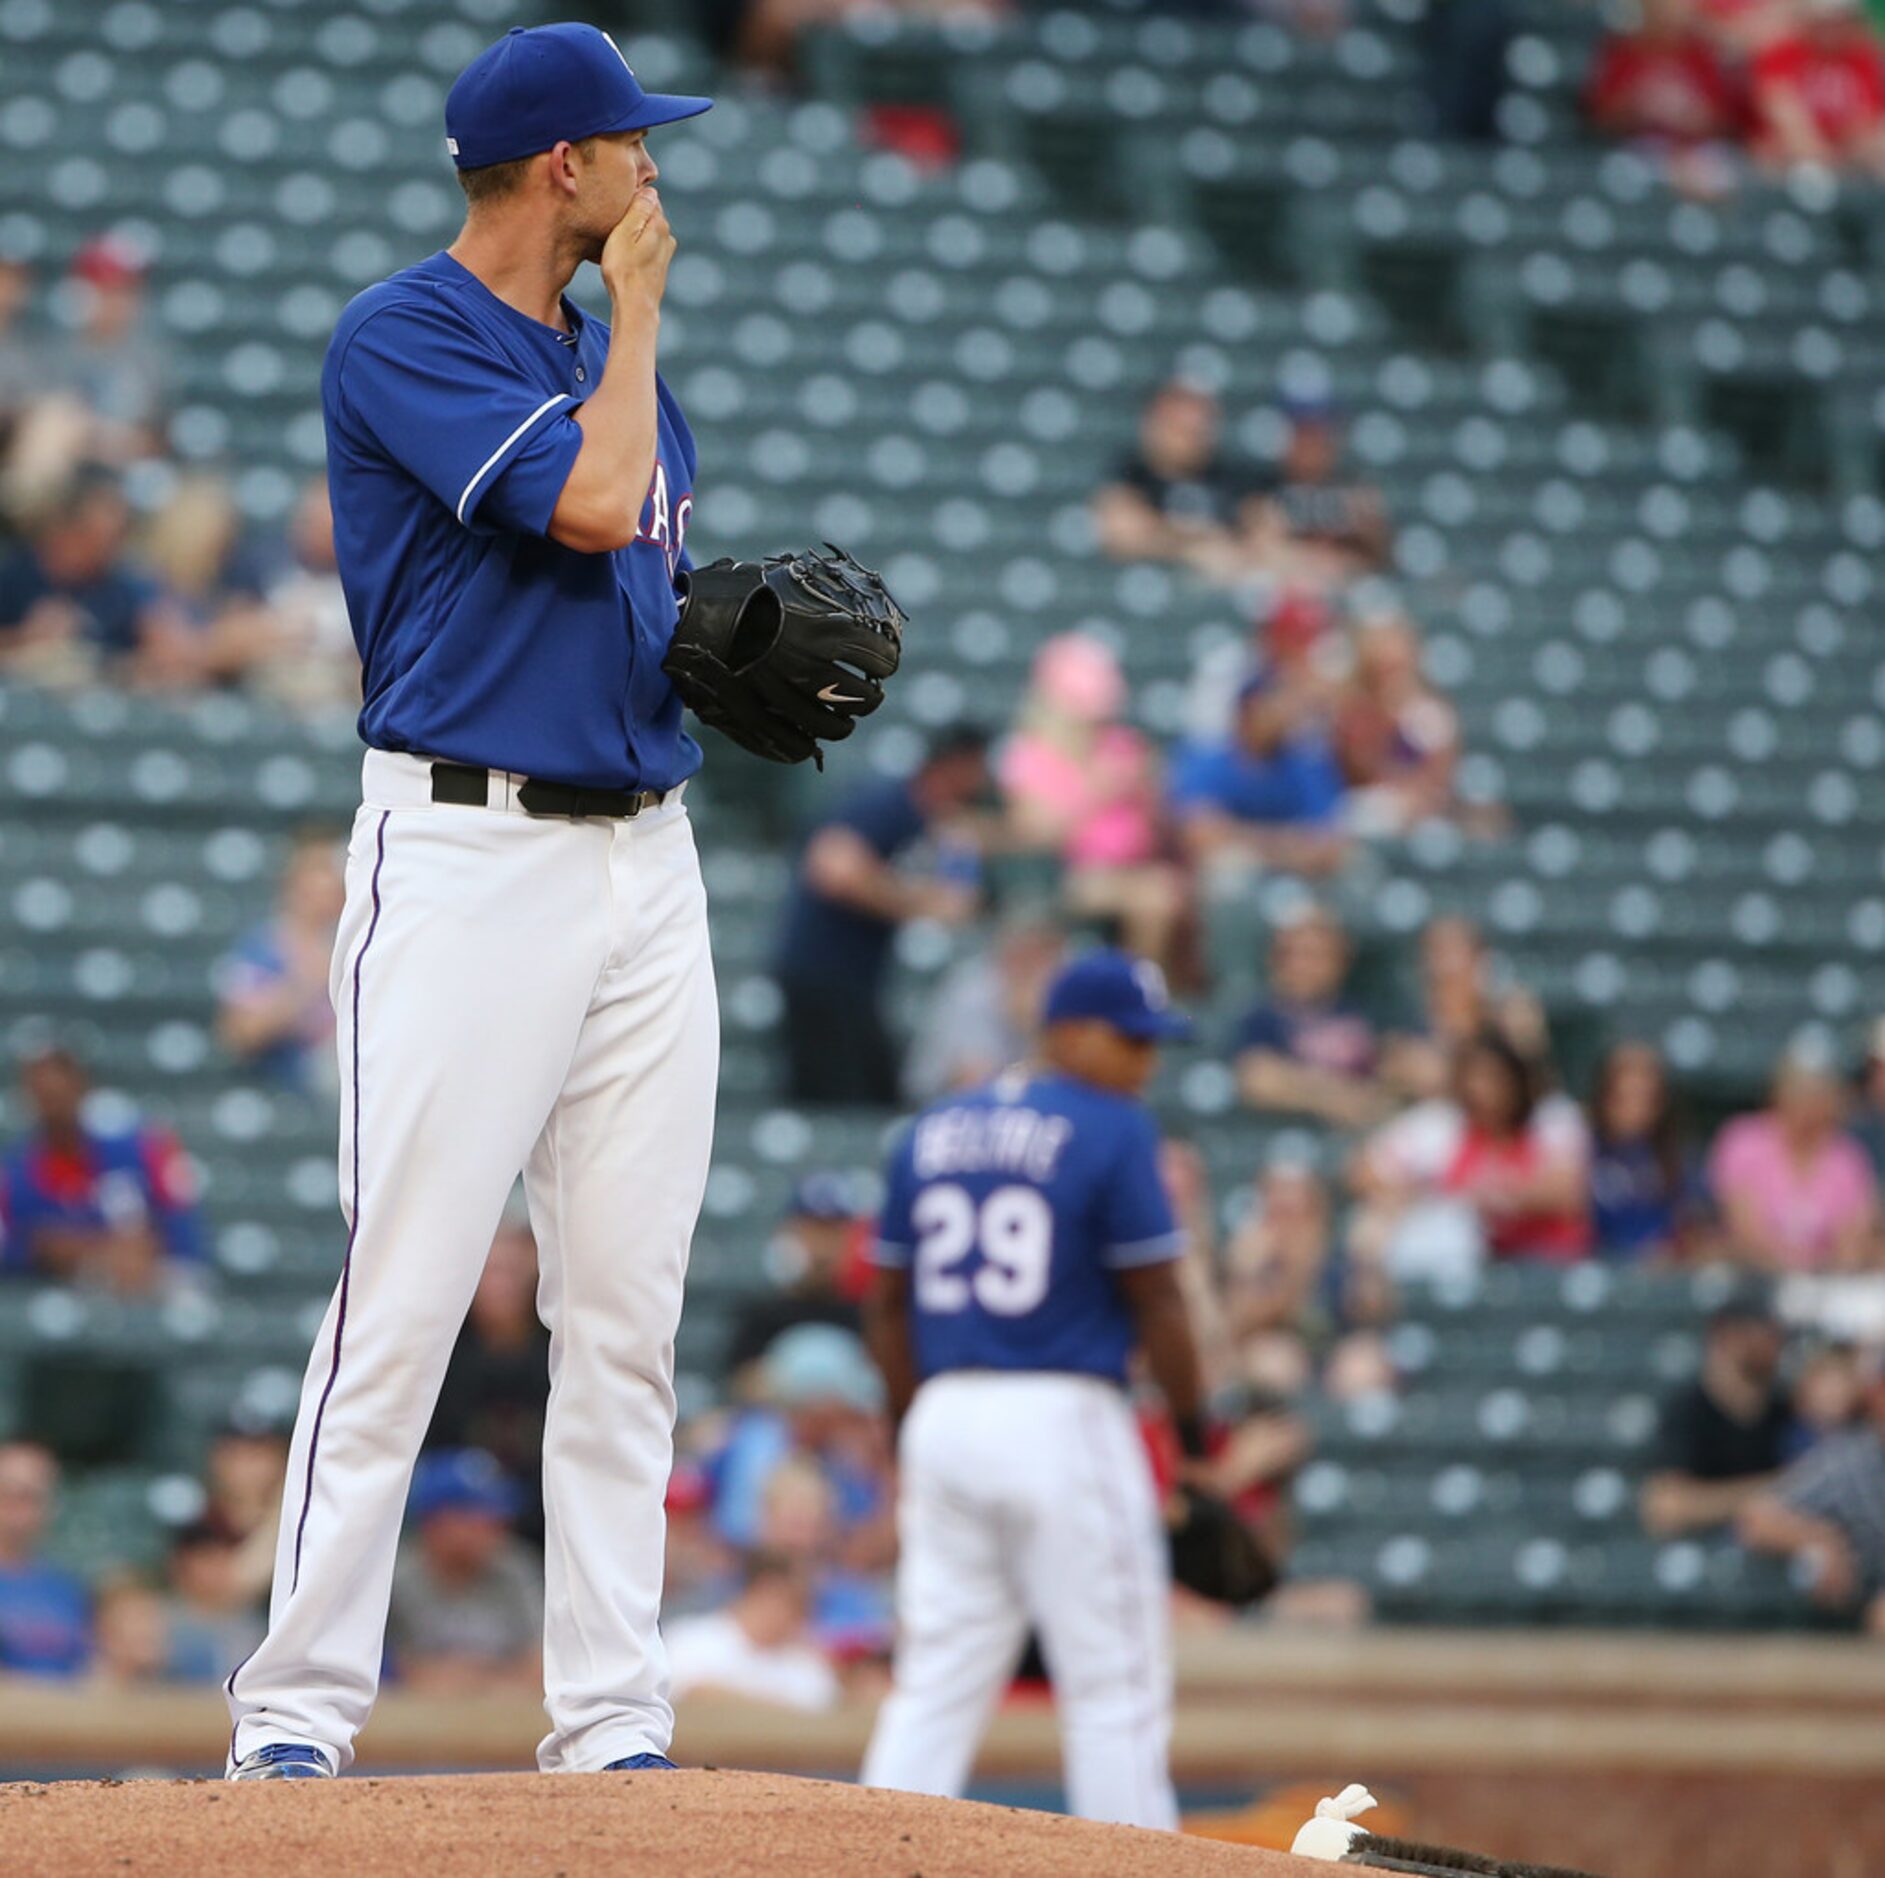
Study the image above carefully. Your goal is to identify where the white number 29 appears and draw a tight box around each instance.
[912,1182,1053,1317]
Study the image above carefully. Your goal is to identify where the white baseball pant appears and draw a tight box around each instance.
[861,1370,1178,1831]
[225,748,718,1773]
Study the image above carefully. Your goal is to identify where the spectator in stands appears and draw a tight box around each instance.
[1093,379,1271,582]
[1709,1047,1881,1271]
[1331,610,1467,836]
[1223,1159,1338,1401]
[47,236,168,464]
[215,831,346,1095]
[1223,1160,1398,1402]
[903,909,1065,1103]
[160,1520,265,1684]
[388,1449,542,1694]
[1169,669,1351,878]
[1232,905,1390,1130]
[1792,1343,1866,1455]
[1353,1032,1592,1272]
[711,1326,895,1580]
[0,1441,90,1678]
[1423,0,1513,140]
[87,1575,170,1685]
[1588,1041,1702,1261]
[1696,0,1795,57]
[1262,395,1391,585]
[1738,1353,1885,1632]
[0,256,42,428]
[1381,916,1550,1102]
[198,1418,289,1606]
[0,467,183,688]
[1161,1138,1238,1394]
[1850,1016,1885,1185]
[703,0,1009,85]
[1000,632,1186,971]
[427,1218,550,1544]
[249,477,360,714]
[133,471,275,690]
[1585,0,1746,194]
[663,1447,735,1621]
[1750,0,1885,176]
[725,1174,868,1389]
[1640,1298,1791,1536]
[748,1452,892,1659]
[664,1549,841,1712]
[0,1044,205,1292]
[773,728,988,1106]
[1183,587,1338,750]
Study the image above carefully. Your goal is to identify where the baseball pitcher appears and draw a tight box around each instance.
[859,949,1209,1831]
[225,24,899,1780]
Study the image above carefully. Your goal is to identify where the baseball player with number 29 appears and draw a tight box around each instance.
[226,24,902,1781]
[861,949,1212,1831]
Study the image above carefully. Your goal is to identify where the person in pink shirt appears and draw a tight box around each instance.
[1000,632,1186,972]
[1709,1052,1881,1271]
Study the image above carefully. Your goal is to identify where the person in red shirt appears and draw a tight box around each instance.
[1587,0,1746,148]
[0,1046,204,1292]
[1751,0,1885,174]
[1355,1032,1593,1267]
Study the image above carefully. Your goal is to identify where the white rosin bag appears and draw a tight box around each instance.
[1291,1782,1379,1860]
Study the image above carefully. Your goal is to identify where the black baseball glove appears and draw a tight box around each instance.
[1167,1483,1279,1609]
[662,543,904,768]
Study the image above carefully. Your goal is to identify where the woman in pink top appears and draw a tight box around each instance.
[1001,632,1188,971]
[1709,1054,1881,1270]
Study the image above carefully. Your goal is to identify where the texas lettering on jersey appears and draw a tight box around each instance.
[635,458,693,583]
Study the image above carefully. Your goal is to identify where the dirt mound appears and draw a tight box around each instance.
[0,1768,1326,1876]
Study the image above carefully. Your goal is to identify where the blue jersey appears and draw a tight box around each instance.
[873,1070,1182,1387]
[322,250,701,792]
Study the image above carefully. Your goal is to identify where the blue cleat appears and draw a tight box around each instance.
[228,1743,335,1782]
[604,1753,678,1771]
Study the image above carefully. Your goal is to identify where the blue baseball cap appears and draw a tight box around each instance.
[445,24,712,172]
[789,1172,861,1222]
[1042,948,1193,1043]
[762,1325,885,1414]
[409,1448,522,1523]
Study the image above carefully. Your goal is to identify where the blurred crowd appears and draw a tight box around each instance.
[8,0,1885,1713]
[1647,1296,1885,1634]
[0,243,358,711]
[1586,0,1885,193]
[5,306,1885,1691]
[9,1050,1885,1696]
[699,0,1521,153]
[0,1193,896,1702]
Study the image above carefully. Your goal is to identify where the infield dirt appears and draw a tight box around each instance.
[0,1766,1326,1876]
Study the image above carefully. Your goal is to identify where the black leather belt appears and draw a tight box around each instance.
[430,761,672,819]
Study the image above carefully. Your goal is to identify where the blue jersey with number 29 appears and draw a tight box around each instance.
[872,1069,1183,1387]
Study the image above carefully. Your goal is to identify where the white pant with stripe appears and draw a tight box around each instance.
[861,1370,1178,1830]
[225,749,718,1773]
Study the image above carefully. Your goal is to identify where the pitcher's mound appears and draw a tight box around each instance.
[0,1767,1326,1875]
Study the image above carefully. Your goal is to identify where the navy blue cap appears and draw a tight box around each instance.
[445,24,712,171]
[409,1448,522,1523]
[1236,660,1280,705]
[789,1172,861,1222]
[1042,948,1193,1043]
[1281,389,1340,423]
